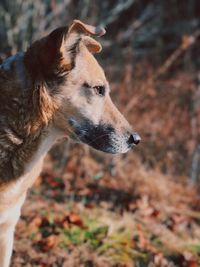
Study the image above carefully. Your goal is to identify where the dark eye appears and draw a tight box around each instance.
[83,82,90,88]
[93,85,105,96]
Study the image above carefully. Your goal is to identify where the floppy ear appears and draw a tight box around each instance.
[81,36,102,53]
[60,20,105,64]
[24,20,105,78]
[24,26,68,79]
[68,19,106,37]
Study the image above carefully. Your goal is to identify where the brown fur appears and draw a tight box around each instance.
[0,20,140,267]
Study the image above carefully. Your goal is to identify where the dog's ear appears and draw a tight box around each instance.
[24,20,105,78]
[80,36,102,53]
[60,20,105,64]
[24,26,68,79]
[68,19,105,37]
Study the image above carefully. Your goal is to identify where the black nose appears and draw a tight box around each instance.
[127,133,141,145]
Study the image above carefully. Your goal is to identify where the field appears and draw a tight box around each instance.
[1,0,200,266]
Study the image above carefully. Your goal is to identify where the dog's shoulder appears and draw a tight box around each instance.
[0,52,43,184]
[0,54,25,182]
[0,52,27,107]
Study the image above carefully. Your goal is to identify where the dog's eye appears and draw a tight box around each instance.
[83,82,90,88]
[93,85,105,96]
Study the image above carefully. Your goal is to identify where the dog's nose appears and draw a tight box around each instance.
[127,132,141,145]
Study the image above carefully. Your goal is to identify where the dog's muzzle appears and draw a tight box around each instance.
[68,118,141,154]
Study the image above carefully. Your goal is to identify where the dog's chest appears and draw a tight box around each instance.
[0,127,59,212]
[0,159,43,212]
[0,160,43,227]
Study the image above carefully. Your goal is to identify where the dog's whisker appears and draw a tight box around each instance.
[86,132,111,146]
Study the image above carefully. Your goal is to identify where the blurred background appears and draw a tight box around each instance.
[1,0,200,266]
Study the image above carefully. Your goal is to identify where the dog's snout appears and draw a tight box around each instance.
[127,132,141,146]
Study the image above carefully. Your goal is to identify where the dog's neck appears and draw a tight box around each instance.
[24,124,62,174]
[0,123,62,185]
[0,53,63,184]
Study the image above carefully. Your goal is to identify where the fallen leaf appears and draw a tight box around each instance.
[39,235,57,252]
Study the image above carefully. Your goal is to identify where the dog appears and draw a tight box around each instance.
[0,20,140,267]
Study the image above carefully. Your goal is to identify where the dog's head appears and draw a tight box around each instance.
[25,20,141,154]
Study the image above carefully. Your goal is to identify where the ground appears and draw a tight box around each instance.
[11,144,200,267]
